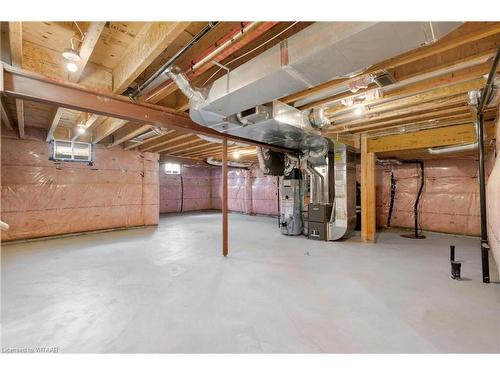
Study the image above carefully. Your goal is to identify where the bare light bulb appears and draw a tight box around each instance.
[77,126,86,135]
[233,151,240,159]
[66,62,78,73]
[354,106,365,116]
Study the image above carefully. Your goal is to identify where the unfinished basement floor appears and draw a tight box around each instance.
[2,212,499,353]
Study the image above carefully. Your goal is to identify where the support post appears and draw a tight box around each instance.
[222,138,228,256]
[474,47,499,283]
[476,111,490,283]
[361,135,376,243]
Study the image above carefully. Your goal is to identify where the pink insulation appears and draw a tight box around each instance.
[159,164,278,216]
[376,158,483,236]
[249,168,279,216]
[486,121,500,275]
[1,137,159,241]
[159,165,212,213]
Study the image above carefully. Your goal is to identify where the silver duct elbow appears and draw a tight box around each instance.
[164,66,205,107]
[256,147,270,174]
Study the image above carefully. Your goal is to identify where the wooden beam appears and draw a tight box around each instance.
[15,98,24,138]
[152,138,206,153]
[316,61,493,114]
[141,133,194,151]
[366,121,497,153]
[109,124,153,148]
[333,95,469,127]
[168,140,220,155]
[113,22,190,94]
[45,107,64,141]
[8,22,22,67]
[126,130,175,150]
[285,24,500,110]
[371,23,500,72]
[336,106,472,134]
[9,22,24,139]
[91,22,190,141]
[361,135,376,243]
[222,137,228,257]
[368,124,476,153]
[69,22,106,83]
[1,64,298,154]
[47,22,106,142]
[0,95,14,130]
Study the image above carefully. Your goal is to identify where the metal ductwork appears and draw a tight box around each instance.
[167,21,460,154]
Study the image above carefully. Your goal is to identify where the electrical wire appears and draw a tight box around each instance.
[201,22,299,87]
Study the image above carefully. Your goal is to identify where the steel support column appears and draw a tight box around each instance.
[222,138,228,256]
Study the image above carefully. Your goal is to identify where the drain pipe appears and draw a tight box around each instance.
[428,142,478,155]
[475,47,500,283]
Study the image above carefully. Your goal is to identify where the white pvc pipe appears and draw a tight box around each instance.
[427,142,478,155]
[0,220,10,231]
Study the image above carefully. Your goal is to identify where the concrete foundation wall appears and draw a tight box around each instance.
[1,134,159,241]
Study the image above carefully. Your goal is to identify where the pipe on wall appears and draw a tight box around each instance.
[427,142,478,155]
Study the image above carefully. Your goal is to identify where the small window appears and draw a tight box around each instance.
[164,162,181,175]
[52,140,93,163]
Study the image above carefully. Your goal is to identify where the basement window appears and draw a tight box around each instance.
[51,140,93,163]
[164,162,181,175]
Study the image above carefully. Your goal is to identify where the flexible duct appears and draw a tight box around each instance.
[196,134,249,147]
[256,147,270,174]
[164,66,205,107]
[206,156,251,168]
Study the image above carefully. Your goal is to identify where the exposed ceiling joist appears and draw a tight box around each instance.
[1,64,297,153]
[90,22,192,143]
[9,22,24,139]
[47,22,106,142]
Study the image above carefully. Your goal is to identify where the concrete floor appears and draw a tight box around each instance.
[2,212,499,353]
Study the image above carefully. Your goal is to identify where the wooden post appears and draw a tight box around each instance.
[222,138,228,256]
[361,135,376,243]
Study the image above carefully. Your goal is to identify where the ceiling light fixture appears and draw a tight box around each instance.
[62,47,81,62]
[62,22,85,71]
[66,62,78,73]
[233,151,240,159]
[354,106,365,116]
[76,124,86,134]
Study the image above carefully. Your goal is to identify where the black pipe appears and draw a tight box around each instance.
[475,47,499,283]
[413,161,425,239]
[130,22,219,98]
[450,245,455,262]
[277,176,281,228]
[180,175,184,213]
[387,169,396,228]
[400,160,425,239]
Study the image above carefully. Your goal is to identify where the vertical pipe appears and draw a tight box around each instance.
[414,161,424,238]
[476,111,490,283]
[222,138,228,256]
[450,245,455,262]
[475,47,499,283]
